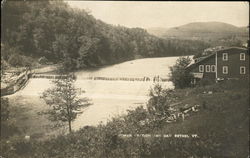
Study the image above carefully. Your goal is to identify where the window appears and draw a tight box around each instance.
[240,53,245,61]
[211,65,216,72]
[222,53,228,61]
[223,66,228,74]
[205,65,210,72]
[199,65,204,72]
[240,66,246,74]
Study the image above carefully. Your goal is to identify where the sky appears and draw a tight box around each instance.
[66,1,249,29]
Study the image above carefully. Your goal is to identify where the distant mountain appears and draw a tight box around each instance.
[147,22,249,42]
[146,27,169,37]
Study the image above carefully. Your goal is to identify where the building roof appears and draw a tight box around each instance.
[215,47,248,53]
[186,53,215,70]
[186,47,248,70]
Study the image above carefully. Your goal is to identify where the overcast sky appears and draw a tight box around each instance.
[66,1,249,28]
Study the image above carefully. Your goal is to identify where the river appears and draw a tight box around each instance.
[9,56,189,131]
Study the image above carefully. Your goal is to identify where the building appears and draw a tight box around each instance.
[186,47,249,84]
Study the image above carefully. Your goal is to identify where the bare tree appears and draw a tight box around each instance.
[41,75,91,133]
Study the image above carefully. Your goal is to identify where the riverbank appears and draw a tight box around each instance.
[3,57,178,137]
[1,80,249,157]
[0,70,32,96]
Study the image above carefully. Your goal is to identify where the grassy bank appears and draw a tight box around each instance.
[1,80,249,158]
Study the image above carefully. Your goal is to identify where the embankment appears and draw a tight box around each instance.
[1,70,32,96]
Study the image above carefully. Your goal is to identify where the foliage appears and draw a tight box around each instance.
[7,53,33,67]
[1,97,10,122]
[40,75,91,133]
[121,106,150,134]
[60,57,77,72]
[196,78,216,87]
[1,58,8,75]
[1,81,249,157]
[147,84,171,120]
[2,1,209,70]
[0,97,21,139]
[7,54,23,67]
[169,56,193,89]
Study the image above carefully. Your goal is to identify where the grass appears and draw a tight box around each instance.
[156,81,249,157]
[1,80,249,158]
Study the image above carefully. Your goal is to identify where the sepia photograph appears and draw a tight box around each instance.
[0,0,249,157]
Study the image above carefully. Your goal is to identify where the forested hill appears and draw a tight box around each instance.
[147,22,249,47]
[2,1,209,71]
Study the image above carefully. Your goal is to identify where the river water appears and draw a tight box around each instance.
[10,56,188,130]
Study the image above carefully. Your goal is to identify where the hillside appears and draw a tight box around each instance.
[147,22,249,46]
[1,1,209,72]
[166,22,244,33]
[1,80,248,157]
[146,27,169,37]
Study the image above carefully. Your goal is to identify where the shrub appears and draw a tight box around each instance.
[60,57,77,73]
[1,97,10,122]
[169,57,193,89]
[8,54,24,67]
[146,84,178,124]
[1,45,19,61]
[7,54,33,67]
[1,78,248,158]
[147,84,170,118]
[1,97,21,138]
[1,58,9,74]
[196,78,215,87]
[122,106,150,133]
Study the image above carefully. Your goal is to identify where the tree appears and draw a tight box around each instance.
[0,97,10,139]
[7,53,24,67]
[147,84,169,118]
[1,58,8,75]
[147,84,178,121]
[169,57,192,89]
[41,75,91,133]
[2,0,210,71]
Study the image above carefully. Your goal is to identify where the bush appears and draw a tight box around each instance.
[7,54,33,67]
[1,97,21,138]
[146,84,179,124]
[1,45,19,61]
[122,106,150,133]
[1,58,9,74]
[60,57,77,73]
[147,84,170,119]
[196,78,215,87]
[169,57,193,89]
[1,80,248,158]
[8,54,24,67]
